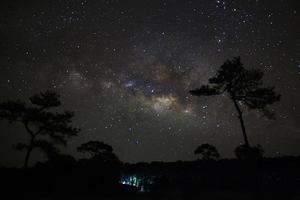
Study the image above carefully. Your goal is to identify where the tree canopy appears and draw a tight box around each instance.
[190,57,281,146]
[0,90,80,167]
[77,140,119,163]
[194,143,220,160]
[77,141,113,158]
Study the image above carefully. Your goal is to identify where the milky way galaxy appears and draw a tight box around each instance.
[0,0,300,166]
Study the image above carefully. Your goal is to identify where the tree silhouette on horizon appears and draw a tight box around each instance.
[194,143,220,160]
[190,57,281,147]
[0,90,80,168]
[77,140,119,162]
[235,144,264,160]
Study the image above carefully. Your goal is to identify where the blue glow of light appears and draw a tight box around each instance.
[120,174,155,192]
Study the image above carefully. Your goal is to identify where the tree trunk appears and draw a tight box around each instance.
[24,147,31,168]
[23,136,34,168]
[232,96,250,147]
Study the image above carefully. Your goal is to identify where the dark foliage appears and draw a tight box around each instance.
[235,144,264,161]
[194,143,220,160]
[190,57,281,146]
[77,140,120,163]
[121,157,300,200]
[78,140,113,156]
[1,156,300,199]
[0,90,80,167]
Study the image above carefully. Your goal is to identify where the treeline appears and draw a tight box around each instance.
[1,156,300,199]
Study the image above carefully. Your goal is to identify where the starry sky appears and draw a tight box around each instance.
[0,0,300,166]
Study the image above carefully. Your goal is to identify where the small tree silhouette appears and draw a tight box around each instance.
[235,144,264,161]
[0,90,80,168]
[194,143,220,160]
[77,140,118,162]
[190,57,281,147]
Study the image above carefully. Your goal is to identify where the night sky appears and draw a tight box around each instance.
[0,0,299,166]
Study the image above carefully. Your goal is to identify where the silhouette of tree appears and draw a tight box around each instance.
[77,141,121,190]
[194,143,220,160]
[190,57,281,147]
[77,141,112,157]
[235,144,264,161]
[0,90,80,168]
[77,140,119,162]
